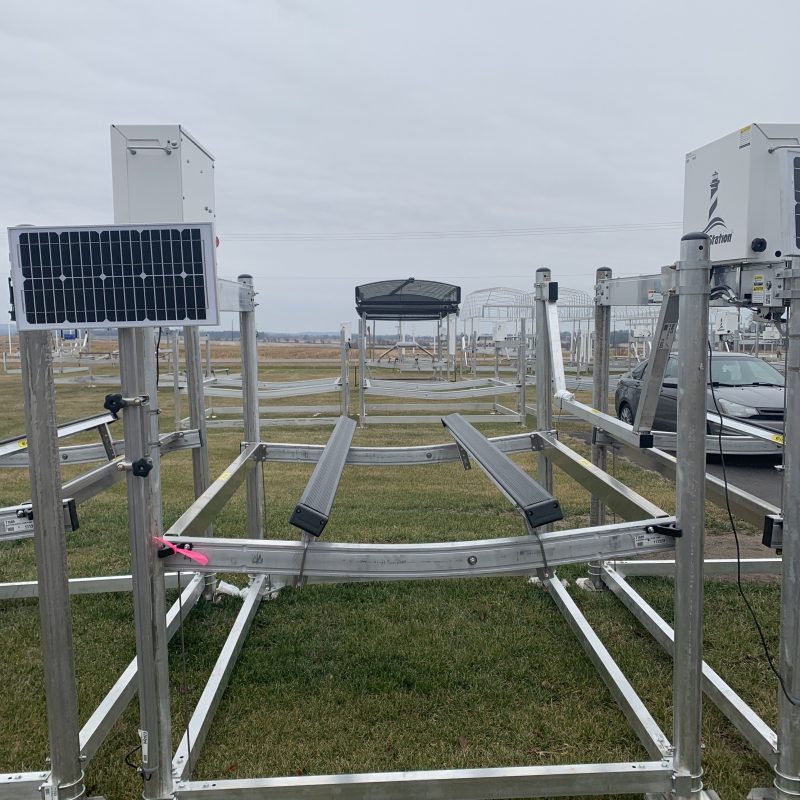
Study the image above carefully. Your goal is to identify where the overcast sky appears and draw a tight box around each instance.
[1,0,797,334]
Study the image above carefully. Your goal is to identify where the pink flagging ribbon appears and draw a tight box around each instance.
[154,536,210,567]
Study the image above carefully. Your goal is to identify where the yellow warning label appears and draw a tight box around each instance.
[772,434,784,445]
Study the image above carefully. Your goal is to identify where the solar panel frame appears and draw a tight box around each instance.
[8,223,219,330]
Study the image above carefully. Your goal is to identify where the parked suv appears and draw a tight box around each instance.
[614,352,784,433]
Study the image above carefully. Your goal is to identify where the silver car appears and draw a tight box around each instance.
[614,352,785,434]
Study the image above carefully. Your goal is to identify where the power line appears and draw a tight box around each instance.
[219,221,681,242]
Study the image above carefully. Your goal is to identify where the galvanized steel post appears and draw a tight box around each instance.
[172,328,181,431]
[184,327,212,508]
[340,324,350,417]
[239,274,264,539]
[20,330,85,800]
[358,314,367,426]
[775,256,800,799]
[535,268,554,512]
[673,232,710,797]
[119,327,173,799]
[518,317,527,424]
[587,267,612,589]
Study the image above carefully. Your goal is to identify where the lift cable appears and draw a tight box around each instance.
[706,338,800,707]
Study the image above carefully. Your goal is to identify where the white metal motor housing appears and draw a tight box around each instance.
[683,123,800,263]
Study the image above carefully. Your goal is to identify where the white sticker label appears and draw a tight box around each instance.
[139,728,149,762]
[3,518,33,535]
[633,533,670,549]
[752,274,765,304]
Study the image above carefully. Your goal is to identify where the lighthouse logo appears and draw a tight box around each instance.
[703,172,733,244]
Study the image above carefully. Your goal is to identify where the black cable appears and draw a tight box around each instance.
[155,327,163,384]
[124,744,141,771]
[554,397,563,440]
[529,521,552,580]
[707,339,800,706]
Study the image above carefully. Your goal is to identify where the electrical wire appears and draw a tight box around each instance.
[706,339,800,707]
[123,743,141,772]
[217,221,681,243]
[155,327,163,384]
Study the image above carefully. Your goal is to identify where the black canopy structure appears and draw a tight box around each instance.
[355,278,461,321]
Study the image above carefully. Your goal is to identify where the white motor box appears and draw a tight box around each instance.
[683,123,800,263]
[110,124,216,225]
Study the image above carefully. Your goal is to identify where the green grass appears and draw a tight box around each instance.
[0,361,780,798]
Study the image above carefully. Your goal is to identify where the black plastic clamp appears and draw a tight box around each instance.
[131,458,153,478]
[103,393,148,415]
[103,394,126,415]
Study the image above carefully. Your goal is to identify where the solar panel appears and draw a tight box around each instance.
[8,223,218,330]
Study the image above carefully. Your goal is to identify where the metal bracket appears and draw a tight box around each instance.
[1,499,79,541]
[116,458,153,478]
[454,442,471,470]
[98,423,116,460]
[762,514,784,552]
[241,441,268,461]
[103,393,148,415]
[127,144,174,155]
[592,429,616,447]
[646,522,682,539]
[157,540,195,559]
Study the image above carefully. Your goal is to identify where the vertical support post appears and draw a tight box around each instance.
[119,327,172,799]
[172,329,181,430]
[775,257,800,799]
[185,327,211,506]
[340,324,350,417]
[673,232,710,798]
[143,328,162,525]
[20,331,85,800]
[184,326,214,598]
[590,269,612,511]
[358,314,367,426]
[534,268,554,529]
[204,335,212,378]
[446,314,452,380]
[585,267,612,590]
[239,275,264,540]
[518,317,527,424]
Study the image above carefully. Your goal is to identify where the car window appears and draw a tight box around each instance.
[709,356,785,386]
[631,363,647,379]
[663,357,678,381]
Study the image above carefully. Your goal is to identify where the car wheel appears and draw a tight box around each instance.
[618,403,634,425]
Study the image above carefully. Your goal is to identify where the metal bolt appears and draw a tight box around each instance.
[467,556,477,565]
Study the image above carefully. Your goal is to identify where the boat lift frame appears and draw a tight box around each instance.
[536,246,800,797]
[3,238,747,800]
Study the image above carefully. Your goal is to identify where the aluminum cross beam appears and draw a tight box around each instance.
[172,761,675,799]
[262,432,536,466]
[602,565,778,766]
[159,519,676,581]
[0,410,118,460]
